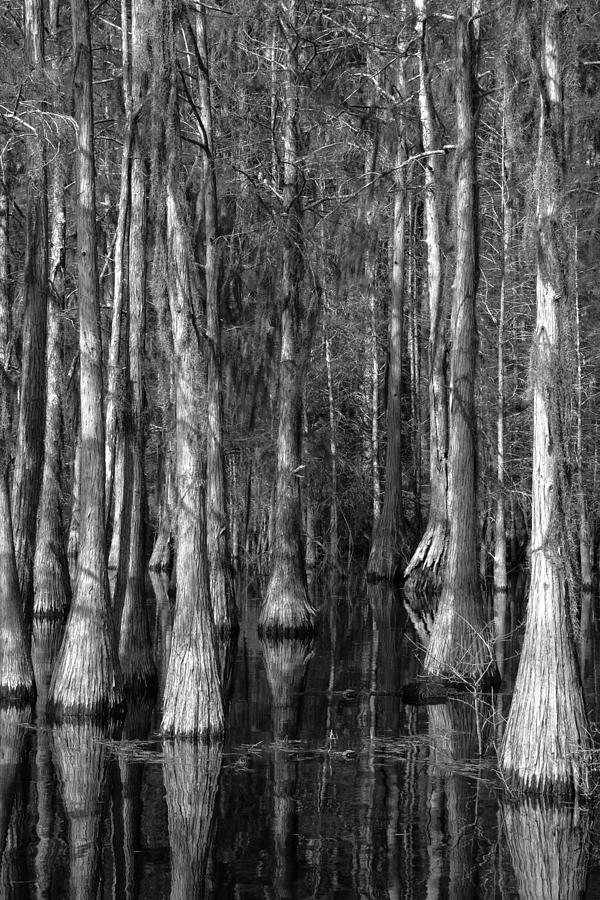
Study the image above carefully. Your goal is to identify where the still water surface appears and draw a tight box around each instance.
[1,580,599,898]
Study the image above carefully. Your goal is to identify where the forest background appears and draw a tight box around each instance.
[1,0,600,795]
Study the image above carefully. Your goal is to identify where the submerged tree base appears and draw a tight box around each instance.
[259,569,316,638]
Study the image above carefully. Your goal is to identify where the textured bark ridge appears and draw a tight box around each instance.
[422,5,497,688]
[159,24,224,737]
[164,740,223,899]
[503,799,591,899]
[259,0,315,639]
[48,0,123,719]
[499,0,591,797]
[403,0,449,620]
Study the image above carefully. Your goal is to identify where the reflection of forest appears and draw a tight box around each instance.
[503,798,591,900]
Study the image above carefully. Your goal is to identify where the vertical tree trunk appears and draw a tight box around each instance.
[105,0,133,524]
[12,0,48,620]
[49,0,123,717]
[404,0,450,617]
[324,316,339,572]
[67,434,81,562]
[0,170,33,701]
[259,0,315,637]
[119,0,156,696]
[499,1,591,796]
[424,4,497,687]
[195,7,237,637]
[367,44,408,582]
[493,79,514,678]
[159,2,223,738]
[33,0,71,619]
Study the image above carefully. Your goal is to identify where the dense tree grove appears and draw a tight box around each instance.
[1,0,600,794]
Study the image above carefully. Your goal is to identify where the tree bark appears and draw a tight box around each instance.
[33,3,71,619]
[499,0,591,796]
[259,0,315,637]
[119,0,156,697]
[159,3,223,738]
[195,7,237,637]
[12,0,48,620]
[0,472,35,702]
[424,4,497,687]
[404,0,450,621]
[49,0,123,717]
[367,44,408,582]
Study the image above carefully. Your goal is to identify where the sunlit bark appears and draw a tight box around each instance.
[424,4,497,687]
[403,0,449,619]
[34,1,71,619]
[12,0,48,619]
[259,0,316,637]
[159,0,223,738]
[499,0,591,796]
[195,7,237,637]
[49,0,123,717]
[119,0,156,697]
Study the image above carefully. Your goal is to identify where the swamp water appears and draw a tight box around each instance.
[2,581,600,898]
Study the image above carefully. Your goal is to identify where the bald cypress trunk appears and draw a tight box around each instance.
[12,0,48,620]
[119,0,156,697]
[404,0,449,623]
[367,45,408,583]
[49,0,123,717]
[424,4,496,687]
[259,0,315,637]
[33,0,71,618]
[159,0,223,738]
[499,1,591,796]
[195,8,236,637]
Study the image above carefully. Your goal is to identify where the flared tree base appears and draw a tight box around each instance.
[48,568,125,721]
[259,565,316,639]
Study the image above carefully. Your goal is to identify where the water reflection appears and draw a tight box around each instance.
[0,706,32,897]
[503,798,591,899]
[113,699,154,899]
[427,698,484,900]
[32,618,64,897]
[1,588,600,897]
[262,637,313,898]
[163,741,222,899]
[52,722,114,899]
